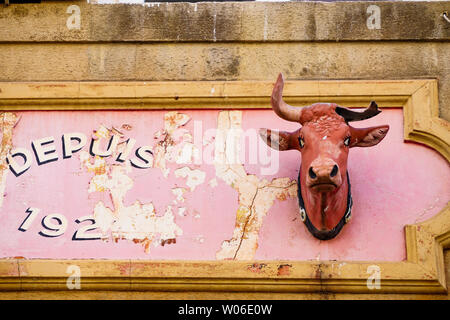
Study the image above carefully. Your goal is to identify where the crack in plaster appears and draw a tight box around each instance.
[214,111,298,260]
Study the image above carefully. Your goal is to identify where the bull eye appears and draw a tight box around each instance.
[299,137,305,148]
[344,136,350,147]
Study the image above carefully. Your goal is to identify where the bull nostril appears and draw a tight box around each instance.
[330,165,338,177]
[308,167,317,179]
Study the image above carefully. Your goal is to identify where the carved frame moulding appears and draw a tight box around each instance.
[0,79,448,294]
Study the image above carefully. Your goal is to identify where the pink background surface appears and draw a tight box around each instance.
[0,109,448,261]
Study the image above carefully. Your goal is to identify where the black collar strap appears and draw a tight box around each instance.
[297,170,353,241]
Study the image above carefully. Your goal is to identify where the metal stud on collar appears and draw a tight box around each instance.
[300,208,306,222]
[344,196,353,223]
[345,209,352,223]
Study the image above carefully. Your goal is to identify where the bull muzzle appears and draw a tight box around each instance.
[306,158,342,192]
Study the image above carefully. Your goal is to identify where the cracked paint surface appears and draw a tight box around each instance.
[75,111,208,255]
[80,112,205,252]
[214,111,298,260]
[0,109,448,261]
[76,112,208,255]
[80,125,183,253]
[172,187,187,204]
[153,111,201,178]
[174,167,206,192]
[0,113,18,209]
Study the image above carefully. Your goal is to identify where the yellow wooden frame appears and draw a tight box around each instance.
[0,79,448,295]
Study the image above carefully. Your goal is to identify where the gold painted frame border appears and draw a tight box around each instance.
[0,79,448,295]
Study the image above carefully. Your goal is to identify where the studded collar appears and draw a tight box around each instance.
[297,170,353,240]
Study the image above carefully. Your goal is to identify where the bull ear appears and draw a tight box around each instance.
[349,125,389,147]
[259,128,292,151]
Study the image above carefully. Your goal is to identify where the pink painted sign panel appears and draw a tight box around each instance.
[0,109,448,261]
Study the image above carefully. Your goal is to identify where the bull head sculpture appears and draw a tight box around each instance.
[260,74,389,240]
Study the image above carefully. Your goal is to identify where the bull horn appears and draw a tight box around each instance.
[335,101,381,122]
[271,73,303,123]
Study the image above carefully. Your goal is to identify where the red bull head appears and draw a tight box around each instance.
[260,74,389,240]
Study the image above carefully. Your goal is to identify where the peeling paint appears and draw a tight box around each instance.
[214,111,298,260]
[277,264,292,276]
[153,112,197,177]
[174,166,206,192]
[177,207,187,217]
[1,107,448,262]
[247,263,267,273]
[175,142,200,165]
[153,143,170,178]
[80,126,183,253]
[208,178,218,188]
[0,113,18,209]
[172,187,187,203]
[164,111,190,135]
[195,235,205,243]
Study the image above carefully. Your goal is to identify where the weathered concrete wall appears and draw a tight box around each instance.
[1,2,450,42]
